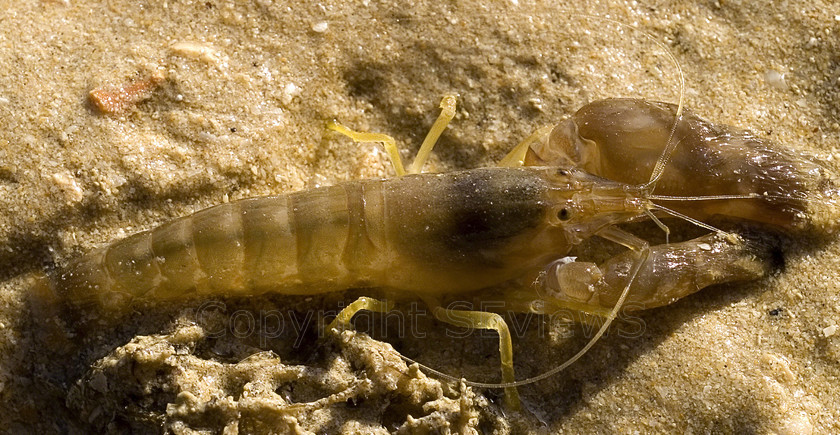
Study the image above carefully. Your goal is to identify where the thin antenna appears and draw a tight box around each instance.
[570,15,686,191]
[649,193,763,201]
[652,203,724,233]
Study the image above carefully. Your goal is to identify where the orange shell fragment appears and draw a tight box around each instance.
[89,71,165,115]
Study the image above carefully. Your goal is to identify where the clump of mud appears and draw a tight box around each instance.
[66,317,503,433]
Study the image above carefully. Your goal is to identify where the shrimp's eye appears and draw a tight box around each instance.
[556,168,569,176]
[557,208,571,221]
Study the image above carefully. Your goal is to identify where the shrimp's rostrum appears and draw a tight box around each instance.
[34,95,838,410]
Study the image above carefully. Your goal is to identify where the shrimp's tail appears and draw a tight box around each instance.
[27,273,77,353]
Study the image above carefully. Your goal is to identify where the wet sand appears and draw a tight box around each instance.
[1,0,839,432]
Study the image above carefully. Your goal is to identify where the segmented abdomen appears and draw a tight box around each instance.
[54,180,390,311]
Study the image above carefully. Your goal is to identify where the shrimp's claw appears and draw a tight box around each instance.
[528,98,840,233]
[540,232,772,313]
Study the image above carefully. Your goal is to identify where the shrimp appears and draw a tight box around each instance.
[31,93,791,410]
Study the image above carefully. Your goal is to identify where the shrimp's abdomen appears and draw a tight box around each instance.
[54,183,386,310]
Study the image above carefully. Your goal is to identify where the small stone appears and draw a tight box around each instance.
[52,171,84,204]
[170,41,220,64]
[282,83,301,105]
[764,69,789,91]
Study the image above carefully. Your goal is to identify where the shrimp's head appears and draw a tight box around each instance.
[541,167,652,245]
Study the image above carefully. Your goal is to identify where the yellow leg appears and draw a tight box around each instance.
[327,94,458,176]
[328,297,395,331]
[498,124,553,167]
[430,305,521,409]
[326,121,407,176]
[406,94,457,174]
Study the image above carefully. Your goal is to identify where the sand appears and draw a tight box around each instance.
[1,0,838,433]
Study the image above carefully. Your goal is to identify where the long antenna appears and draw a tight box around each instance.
[566,15,686,192]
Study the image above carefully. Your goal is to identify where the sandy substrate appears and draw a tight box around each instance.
[1,0,839,433]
